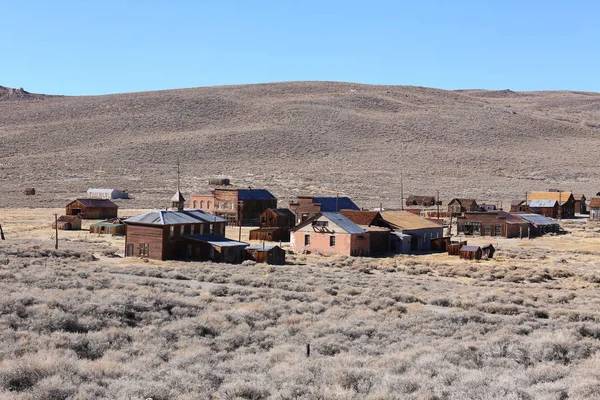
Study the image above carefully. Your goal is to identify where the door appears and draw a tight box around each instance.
[126,244,134,257]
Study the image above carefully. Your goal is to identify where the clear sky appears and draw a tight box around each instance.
[1,1,598,95]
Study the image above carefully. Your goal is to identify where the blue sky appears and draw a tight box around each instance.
[1,1,597,95]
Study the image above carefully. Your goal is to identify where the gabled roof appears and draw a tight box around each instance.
[573,194,586,201]
[185,234,248,247]
[511,200,526,206]
[237,189,276,200]
[312,197,360,212]
[69,199,118,208]
[57,215,81,223]
[528,191,573,205]
[589,197,600,208]
[519,214,559,227]
[528,199,558,208]
[290,212,365,234]
[449,198,478,206]
[125,210,226,225]
[460,245,481,252]
[339,210,382,226]
[380,211,442,230]
[87,188,117,194]
[269,208,295,217]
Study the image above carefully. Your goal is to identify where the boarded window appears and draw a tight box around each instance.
[330,236,336,247]
[313,221,329,227]
[484,226,491,236]
[304,234,310,245]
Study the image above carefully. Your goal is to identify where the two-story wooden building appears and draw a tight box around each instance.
[249,208,296,242]
[447,198,479,216]
[65,199,118,220]
[527,191,575,219]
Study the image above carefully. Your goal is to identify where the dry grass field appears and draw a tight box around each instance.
[1,82,600,210]
[1,209,600,398]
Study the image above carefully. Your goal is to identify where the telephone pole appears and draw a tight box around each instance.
[436,190,440,219]
[54,214,59,249]
[400,171,404,210]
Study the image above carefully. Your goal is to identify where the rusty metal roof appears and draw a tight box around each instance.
[589,197,600,208]
[339,210,381,225]
[381,211,442,230]
[573,194,586,201]
[460,245,481,252]
[70,199,119,208]
[528,191,573,205]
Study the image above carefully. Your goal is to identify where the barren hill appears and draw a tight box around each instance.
[1,81,599,209]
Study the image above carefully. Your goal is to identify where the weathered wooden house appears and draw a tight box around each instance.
[245,245,286,265]
[510,200,529,212]
[527,191,575,219]
[52,215,82,231]
[23,188,35,195]
[65,199,118,220]
[190,187,277,226]
[340,210,391,254]
[448,198,479,216]
[124,192,235,261]
[405,195,437,207]
[448,241,467,256]
[249,208,296,242]
[457,211,533,238]
[518,214,561,235]
[288,196,360,224]
[290,212,370,256]
[459,245,482,260]
[573,194,587,214]
[89,218,126,235]
[589,198,600,220]
[380,211,444,251]
[86,188,129,200]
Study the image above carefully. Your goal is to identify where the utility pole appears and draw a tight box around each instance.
[54,214,58,249]
[558,190,562,220]
[335,193,339,213]
[400,171,404,210]
[436,190,440,219]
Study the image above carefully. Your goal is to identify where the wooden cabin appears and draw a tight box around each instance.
[66,199,118,220]
[249,208,296,241]
[590,198,600,221]
[245,245,286,265]
[457,211,532,238]
[527,192,575,219]
[448,241,467,256]
[448,198,479,216]
[89,218,126,235]
[52,215,82,231]
[459,245,482,260]
[573,194,587,214]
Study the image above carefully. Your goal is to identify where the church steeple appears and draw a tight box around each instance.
[170,158,185,211]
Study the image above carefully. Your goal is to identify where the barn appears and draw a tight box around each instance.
[66,199,118,220]
[52,215,82,231]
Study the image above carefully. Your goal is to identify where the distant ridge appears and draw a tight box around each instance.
[0,85,49,101]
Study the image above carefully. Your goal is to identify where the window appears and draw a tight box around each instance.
[200,200,204,209]
[217,202,222,209]
[190,225,195,235]
[223,202,229,209]
[484,225,491,236]
[313,221,329,227]
[169,226,174,238]
[304,234,310,245]
[180,225,185,236]
[232,202,236,210]
[207,201,211,209]
[495,225,502,236]
[139,243,149,257]
[193,200,198,208]
[330,236,336,247]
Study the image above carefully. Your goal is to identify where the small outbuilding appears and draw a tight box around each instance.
[185,234,248,264]
[87,189,129,200]
[406,195,437,207]
[24,188,36,196]
[245,245,286,265]
[482,244,496,259]
[89,218,126,235]
[52,215,82,231]
[590,197,600,221]
[459,245,482,260]
[573,194,587,214]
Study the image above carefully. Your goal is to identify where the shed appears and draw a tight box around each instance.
[519,214,561,234]
[590,197,600,221]
[185,234,248,264]
[23,188,36,195]
[459,245,482,260]
[448,241,467,256]
[573,194,587,214]
[86,189,129,200]
[66,199,118,220]
[52,215,82,231]
[245,245,286,265]
[482,244,496,259]
[89,218,126,235]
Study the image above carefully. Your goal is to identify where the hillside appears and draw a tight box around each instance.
[1,81,599,209]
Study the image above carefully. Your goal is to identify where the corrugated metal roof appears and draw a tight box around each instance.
[381,211,442,230]
[313,197,359,212]
[320,212,365,234]
[238,189,276,200]
[519,214,559,226]
[528,199,557,208]
[87,188,116,194]
[185,234,248,247]
[125,210,226,225]
[246,245,279,251]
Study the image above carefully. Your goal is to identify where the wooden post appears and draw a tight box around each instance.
[238,201,242,242]
[306,343,310,358]
[436,190,440,219]
[0,223,5,240]
[54,214,59,249]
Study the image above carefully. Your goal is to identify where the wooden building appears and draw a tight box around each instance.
[339,210,388,227]
[448,241,467,256]
[340,210,391,254]
[527,191,575,219]
[65,199,118,220]
[23,188,35,195]
[510,200,529,212]
[290,212,370,256]
[380,211,444,251]
[52,215,82,231]
[249,208,296,242]
[288,196,360,224]
[124,192,231,261]
[448,198,479,216]
[457,211,533,239]
[573,194,587,214]
[89,218,126,235]
[86,188,129,200]
[405,195,437,207]
[589,197,600,221]
[518,214,561,235]
[459,245,482,260]
[482,244,495,259]
[190,187,277,226]
[245,245,286,265]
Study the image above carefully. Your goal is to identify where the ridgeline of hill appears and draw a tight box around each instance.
[1,82,599,208]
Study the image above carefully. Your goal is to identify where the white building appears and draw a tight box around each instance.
[86,188,129,200]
